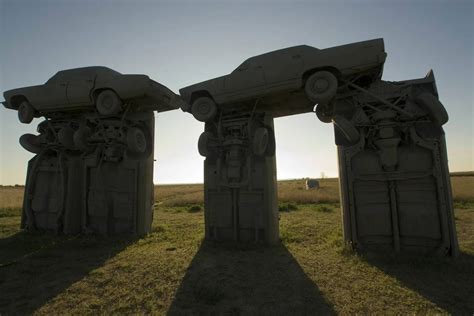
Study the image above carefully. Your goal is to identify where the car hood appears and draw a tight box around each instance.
[179,76,226,102]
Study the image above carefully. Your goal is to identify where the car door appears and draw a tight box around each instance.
[223,59,266,102]
[67,74,96,105]
[262,48,304,91]
[33,80,68,109]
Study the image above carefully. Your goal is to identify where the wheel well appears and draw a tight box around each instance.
[10,95,28,109]
[302,67,341,86]
[190,90,213,104]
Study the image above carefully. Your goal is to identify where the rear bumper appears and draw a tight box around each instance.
[1,100,12,109]
[138,81,184,112]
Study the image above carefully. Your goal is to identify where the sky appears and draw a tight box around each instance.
[0,0,473,185]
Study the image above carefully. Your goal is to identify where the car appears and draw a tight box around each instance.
[179,39,387,122]
[2,66,183,123]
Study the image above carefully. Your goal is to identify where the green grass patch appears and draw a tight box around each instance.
[454,201,474,209]
[187,205,202,213]
[314,204,334,213]
[278,202,298,212]
[0,204,473,314]
[0,207,22,218]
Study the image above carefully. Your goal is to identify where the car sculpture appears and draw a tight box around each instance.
[3,66,182,159]
[179,38,387,122]
[2,66,183,123]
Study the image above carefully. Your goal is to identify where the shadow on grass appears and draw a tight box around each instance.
[363,252,474,314]
[168,242,334,315]
[0,231,136,314]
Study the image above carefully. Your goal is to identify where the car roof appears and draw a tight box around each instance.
[47,66,121,83]
[233,45,318,72]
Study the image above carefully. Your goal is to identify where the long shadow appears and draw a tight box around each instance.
[168,242,334,315]
[0,231,136,314]
[362,251,474,314]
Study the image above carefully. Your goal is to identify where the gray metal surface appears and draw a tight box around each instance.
[180,39,386,119]
[336,74,458,255]
[3,66,181,123]
[3,67,177,235]
[20,111,156,235]
[181,39,458,255]
[200,112,279,244]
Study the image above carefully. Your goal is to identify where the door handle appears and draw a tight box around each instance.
[59,83,67,87]
[292,54,301,59]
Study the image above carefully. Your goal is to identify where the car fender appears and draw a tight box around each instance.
[3,87,39,109]
[181,76,225,103]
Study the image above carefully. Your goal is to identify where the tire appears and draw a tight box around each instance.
[198,131,213,157]
[126,127,147,153]
[191,97,217,122]
[96,90,123,115]
[73,126,92,151]
[415,93,448,126]
[252,127,269,156]
[19,134,43,153]
[305,71,338,104]
[18,101,35,124]
[58,126,75,149]
[315,103,333,123]
[332,115,360,144]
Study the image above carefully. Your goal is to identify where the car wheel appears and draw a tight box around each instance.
[73,126,92,151]
[96,90,123,115]
[252,127,269,157]
[198,131,214,157]
[315,103,333,123]
[19,134,43,153]
[332,115,360,144]
[305,71,338,104]
[415,93,448,126]
[58,126,75,150]
[127,127,147,153]
[18,101,35,124]
[191,97,217,122]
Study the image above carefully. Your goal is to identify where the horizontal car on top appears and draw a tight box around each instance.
[2,66,183,123]
[179,38,387,122]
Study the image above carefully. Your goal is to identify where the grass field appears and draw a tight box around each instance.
[0,176,473,314]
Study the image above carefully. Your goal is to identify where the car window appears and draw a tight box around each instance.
[233,59,260,73]
[46,67,120,84]
[46,72,65,84]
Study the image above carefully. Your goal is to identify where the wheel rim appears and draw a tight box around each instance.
[260,134,268,151]
[134,130,146,152]
[254,128,269,156]
[314,78,329,93]
[102,95,114,110]
[197,102,211,115]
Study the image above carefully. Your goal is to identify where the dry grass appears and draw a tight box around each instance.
[451,176,474,202]
[278,178,340,204]
[2,175,473,210]
[0,175,473,314]
[154,184,203,207]
[1,203,472,314]
[0,187,24,209]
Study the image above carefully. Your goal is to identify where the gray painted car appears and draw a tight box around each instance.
[2,66,182,123]
[180,39,387,121]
